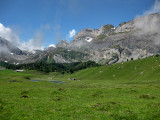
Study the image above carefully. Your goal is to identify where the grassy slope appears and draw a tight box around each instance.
[0,56,160,120]
[69,56,160,82]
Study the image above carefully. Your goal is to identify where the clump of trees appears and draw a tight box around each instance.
[0,60,100,74]
[69,61,99,74]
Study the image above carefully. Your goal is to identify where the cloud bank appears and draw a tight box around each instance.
[144,0,160,15]
[0,44,9,54]
[69,29,76,38]
[134,0,160,46]
[21,32,44,51]
[0,23,44,51]
[0,23,20,46]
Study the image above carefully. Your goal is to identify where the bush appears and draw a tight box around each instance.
[97,34,107,40]
[112,53,118,58]
[155,54,159,57]
[98,58,109,65]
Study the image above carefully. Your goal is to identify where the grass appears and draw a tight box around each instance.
[0,56,160,120]
[96,34,107,40]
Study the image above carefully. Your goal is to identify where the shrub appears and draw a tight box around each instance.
[97,34,107,40]
[112,53,118,58]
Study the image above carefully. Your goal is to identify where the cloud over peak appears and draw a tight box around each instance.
[21,32,44,51]
[0,23,20,46]
[0,23,44,51]
[134,0,160,46]
[69,29,76,38]
[144,0,160,15]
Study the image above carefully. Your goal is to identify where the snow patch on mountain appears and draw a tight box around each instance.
[31,50,36,54]
[85,37,93,42]
[10,52,13,55]
[49,44,56,48]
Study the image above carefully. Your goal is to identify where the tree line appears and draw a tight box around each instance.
[0,61,100,73]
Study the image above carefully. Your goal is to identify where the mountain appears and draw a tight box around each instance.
[25,47,90,63]
[0,37,30,64]
[0,13,160,64]
[0,37,23,55]
[56,13,160,64]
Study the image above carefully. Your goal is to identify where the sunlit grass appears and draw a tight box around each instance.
[0,56,160,120]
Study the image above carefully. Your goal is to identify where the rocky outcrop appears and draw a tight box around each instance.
[114,20,135,33]
[74,28,99,41]
[99,24,115,34]
[56,40,68,48]
[56,13,160,64]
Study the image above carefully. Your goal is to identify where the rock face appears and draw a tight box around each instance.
[56,13,160,64]
[99,24,115,34]
[0,13,160,65]
[114,21,134,33]
[74,28,99,40]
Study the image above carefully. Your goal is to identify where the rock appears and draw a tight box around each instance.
[21,95,28,98]
[74,28,100,41]
[58,88,64,91]
[72,78,77,80]
[114,20,135,33]
[99,24,115,34]
[10,80,16,82]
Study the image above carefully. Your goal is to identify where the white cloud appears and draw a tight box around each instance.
[48,44,56,48]
[0,23,20,46]
[69,29,76,38]
[134,0,160,46]
[0,23,45,51]
[20,32,44,51]
[144,0,160,15]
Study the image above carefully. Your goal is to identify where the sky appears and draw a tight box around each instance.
[0,0,158,51]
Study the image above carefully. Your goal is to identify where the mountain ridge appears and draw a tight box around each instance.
[0,13,160,64]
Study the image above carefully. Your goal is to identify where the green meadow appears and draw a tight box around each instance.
[0,56,160,120]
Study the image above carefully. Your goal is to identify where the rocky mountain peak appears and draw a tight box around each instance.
[74,28,99,41]
[99,24,115,34]
[114,20,135,33]
[56,40,68,48]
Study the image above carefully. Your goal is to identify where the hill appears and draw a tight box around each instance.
[68,55,160,82]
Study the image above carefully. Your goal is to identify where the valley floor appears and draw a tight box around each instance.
[0,56,160,120]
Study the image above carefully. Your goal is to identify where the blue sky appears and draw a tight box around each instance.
[0,0,157,50]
